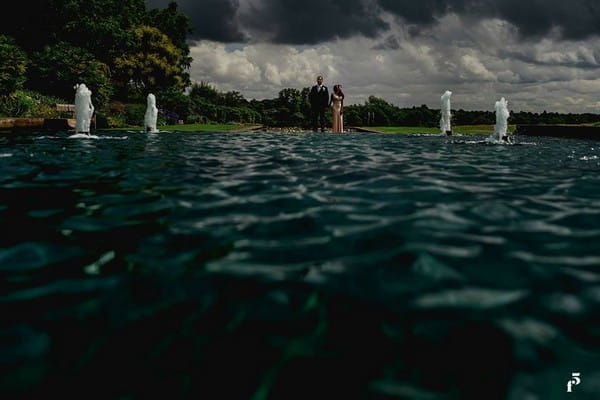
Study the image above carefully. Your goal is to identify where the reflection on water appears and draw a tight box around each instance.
[1,131,599,399]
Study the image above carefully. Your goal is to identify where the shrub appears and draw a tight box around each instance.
[0,91,34,117]
[124,103,146,126]
[155,86,192,120]
[28,42,113,108]
[0,35,28,96]
[105,102,127,117]
[186,114,208,124]
[0,90,68,118]
[95,112,126,129]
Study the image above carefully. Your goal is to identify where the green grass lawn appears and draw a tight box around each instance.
[360,125,517,134]
[108,123,262,132]
[361,126,440,134]
[161,123,262,132]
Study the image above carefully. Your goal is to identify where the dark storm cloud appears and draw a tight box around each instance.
[372,35,401,50]
[238,0,388,44]
[379,0,600,40]
[493,0,600,40]
[146,0,246,42]
[147,0,600,43]
[146,0,387,44]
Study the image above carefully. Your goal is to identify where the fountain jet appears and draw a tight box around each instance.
[74,83,94,134]
[144,93,159,133]
[488,97,511,143]
[440,90,452,135]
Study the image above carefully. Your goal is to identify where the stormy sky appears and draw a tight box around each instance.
[147,0,600,112]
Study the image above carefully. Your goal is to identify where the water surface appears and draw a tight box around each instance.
[1,131,599,399]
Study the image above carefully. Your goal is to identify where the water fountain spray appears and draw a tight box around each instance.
[145,93,159,133]
[488,97,511,143]
[74,83,94,134]
[440,90,452,135]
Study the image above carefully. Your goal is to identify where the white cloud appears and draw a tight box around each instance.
[189,42,262,89]
[187,15,600,113]
[263,63,281,86]
[460,54,496,81]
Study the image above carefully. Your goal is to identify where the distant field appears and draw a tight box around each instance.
[361,126,439,134]
[360,125,517,134]
[453,125,517,134]
[160,123,262,132]
[110,124,261,132]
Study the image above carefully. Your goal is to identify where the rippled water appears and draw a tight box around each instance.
[1,131,599,399]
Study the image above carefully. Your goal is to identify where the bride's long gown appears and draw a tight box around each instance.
[331,94,344,133]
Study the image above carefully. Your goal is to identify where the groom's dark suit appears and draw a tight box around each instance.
[309,84,329,132]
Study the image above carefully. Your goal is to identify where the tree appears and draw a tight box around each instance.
[28,41,113,107]
[146,1,192,70]
[276,88,311,126]
[189,82,221,103]
[2,0,146,60]
[113,25,186,99]
[365,96,394,125]
[343,107,363,126]
[47,0,146,64]
[155,86,192,121]
[0,35,29,96]
[0,0,55,52]
[223,91,247,107]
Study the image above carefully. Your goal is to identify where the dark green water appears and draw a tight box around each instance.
[1,131,599,399]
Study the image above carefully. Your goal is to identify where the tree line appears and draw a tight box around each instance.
[1,0,599,128]
[0,0,191,122]
[169,87,600,128]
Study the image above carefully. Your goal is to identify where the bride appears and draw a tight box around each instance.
[329,84,344,133]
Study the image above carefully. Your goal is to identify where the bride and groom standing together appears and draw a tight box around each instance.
[309,75,344,133]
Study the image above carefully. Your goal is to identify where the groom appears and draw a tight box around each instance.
[309,75,329,132]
